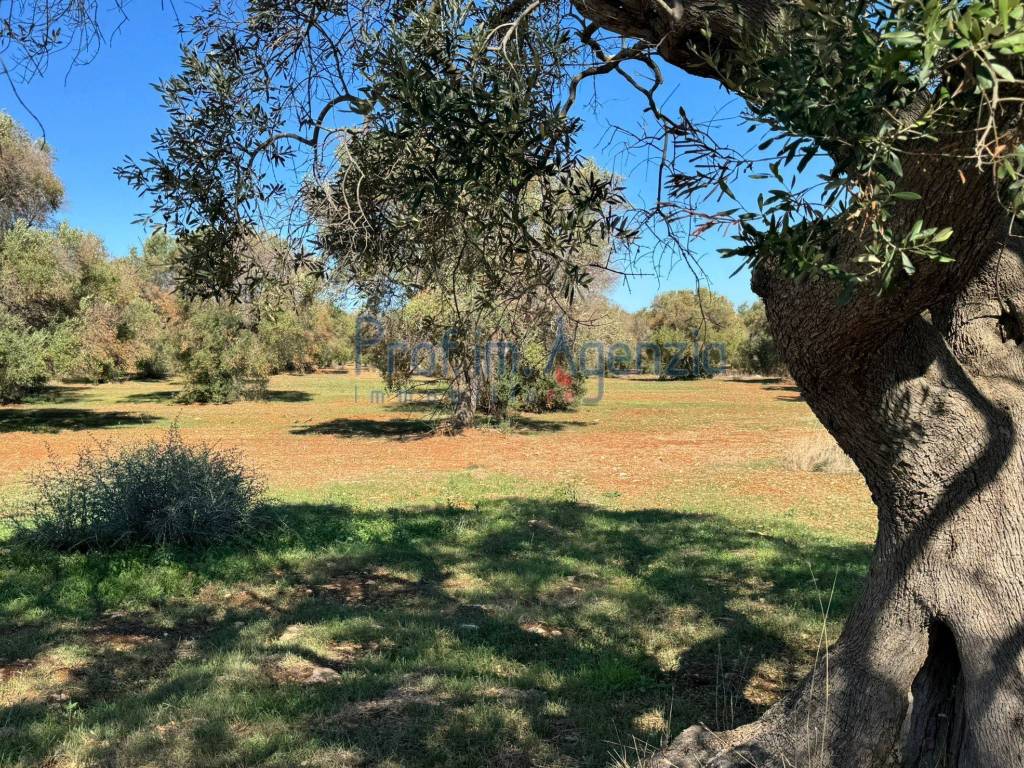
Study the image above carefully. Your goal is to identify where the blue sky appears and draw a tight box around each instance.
[2,5,759,311]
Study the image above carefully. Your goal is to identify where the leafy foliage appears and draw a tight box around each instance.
[0,308,50,402]
[640,289,746,377]
[115,47,292,300]
[493,344,586,413]
[18,429,266,550]
[0,112,63,231]
[0,221,108,329]
[735,301,785,376]
[52,260,170,383]
[174,304,271,404]
[0,112,355,405]
[93,0,1024,321]
[312,2,628,308]
[258,302,354,374]
[119,0,631,309]
[704,0,1024,291]
[363,275,601,426]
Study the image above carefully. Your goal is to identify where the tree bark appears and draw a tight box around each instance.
[449,361,481,431]
[570,1,1024,765]
[649,192,1024,768]
[649,188,1024,768]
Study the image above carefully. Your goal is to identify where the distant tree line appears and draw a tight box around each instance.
[362,285,784,427]
[0,113,354,404]
[572,290,784,378]
[1,111,779,412]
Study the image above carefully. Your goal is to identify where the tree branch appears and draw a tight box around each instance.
[572,0,782,83]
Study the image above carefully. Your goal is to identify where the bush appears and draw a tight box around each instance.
[307,303,355,368]
[18,429,266,550]
[258,310,316,373]
[511,365,585,412]
[252,302,354,374]
[735,301,785,376]
[0,310,50,402]
[176,304,270,403]
[56,292,173,383]
[477,340,586,416]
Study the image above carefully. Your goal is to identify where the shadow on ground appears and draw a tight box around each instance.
[487,418,594,434]
[292,417,438,438]
[119,390,180,403]
[0,496,871,768]
[120,389,314,404]
[764,384,804,402]
[292,415,592,439]
[0,409,158,433]
[18,385,95,405]
[727,377,805,402]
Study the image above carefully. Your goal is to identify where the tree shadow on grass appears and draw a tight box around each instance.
[763,383,804,402]
[0,409,158,433]
[20,384,95,405]
[724,377,805,402]
[507,415,593,432]
[120,390,180,403]
[726,377,787,386]
[120,389,314,404]
[0,497,872,768]
[292,417,438,439]
[729,378,806,403]
[292,414,591,439]
[260,390,314,403]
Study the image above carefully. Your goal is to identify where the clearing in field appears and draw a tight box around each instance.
[0,373,874,767]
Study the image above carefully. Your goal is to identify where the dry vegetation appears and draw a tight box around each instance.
[785,434,858,474]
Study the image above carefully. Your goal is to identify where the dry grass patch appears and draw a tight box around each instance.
[786,433,858,473]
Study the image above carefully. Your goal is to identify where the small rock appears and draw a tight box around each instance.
[304,666,341,684]
[520,621,563,638]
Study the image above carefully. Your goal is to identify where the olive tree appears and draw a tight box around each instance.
[15,0,1024,763]
[642,289,746,377]
[736,301,784,376]
[573,1,1024,765]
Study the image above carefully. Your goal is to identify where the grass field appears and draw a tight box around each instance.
[0,372,875,767]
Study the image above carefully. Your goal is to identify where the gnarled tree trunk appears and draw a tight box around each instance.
[654,166,1024,768]
[573,0,1024,764]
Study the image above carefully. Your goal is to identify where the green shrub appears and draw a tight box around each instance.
[70,292,173,382]
[0,222,111,330]
[18,429,266,550]
[735,301,785,376]
[176,304,270,403]
[0,309,50,402]
[135,325,176,380]
[308,303,355,368]
[257,302,355,373]
[258,310,314,373]
[483,340,585,414]
[507,364,585,413]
